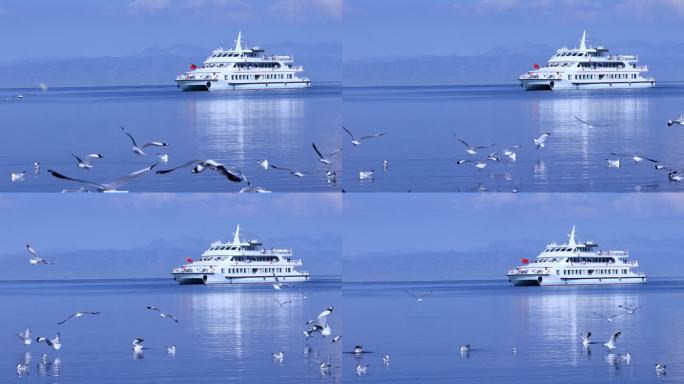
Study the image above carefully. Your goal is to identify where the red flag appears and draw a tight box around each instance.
[533,63,540,69]
[189,64,198,70]
[521,258,529,265]
[186,257,193,263]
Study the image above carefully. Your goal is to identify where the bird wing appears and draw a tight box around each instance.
[146,306,160,312]
[574,115,590,125]
[72,154,83,164]
[272,273,281,284]
[120,126,138,147]
[83,154,103,165]
[207,163,243,183]
[359,133,385,141]
[57,313,77,325]
[312,143,325,159]
[48,170,107,190]
[403,289,419,299]
[142,142,168,148]
[156,159,203,174]
[455,136,470,148]
[327,148,342,157]
[165,313,180,323]
[419,290,434,298]
[26,244,38,257]
[104,162,159,190]
[342,126,355,140]
[317,311,331,327]
[270,165,297,173]
[641,156,659,163]
[475,144,495,149]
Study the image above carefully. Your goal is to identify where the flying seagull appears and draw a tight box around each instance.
[343,125,385,147]
[460,344,471,354]
[132,337,144,352]
[382,354,391,365]
[453,135,495,155]
[618,304,642,314]
[610,153,659,164]
[257,159,269,170]
[16,328,31,345]
[145,306,180,323]
[270,164,316,178]
[303,307,334,339]
[120,126,168,156]
[157,159,242,182]
[356,364,369,376]
[667,114,684,127]
[26,243,54,265]
[11,171,26,183]
[593,311,622,322]
[48,163,159,192]
[34,162,40,174]
[502,145,522,161]
[274,299,292,307]
[404,289,433,302]
[457,159,489,169]
[533,133,551,149]
[272,273,294,290]
[581,332,592,347]
[57,311,101,325]
[312,143,342,164]
[606,158,621,168]
[16,363,29,377]
[656,363,667,374]
[574,115,607,128]
[72,153,104,170]
[604,331,621,350]
[359,170,375,180]
[237,172,271,193]
[36,333,61,350]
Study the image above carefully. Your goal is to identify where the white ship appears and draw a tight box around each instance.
[519,31,655,91]
[172,225,310,285]
[507,227,646,286]
[175,31,311,91]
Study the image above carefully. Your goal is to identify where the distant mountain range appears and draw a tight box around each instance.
[0,42,340,88]
[344,42,684,86]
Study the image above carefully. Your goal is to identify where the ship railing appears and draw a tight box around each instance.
[607,55,637,61]
[633,65,648,71]
[519,72,563,80]
[173,266,216,274]
[176,73,220,81]
[261,55,293,61]
[507,267,550,276]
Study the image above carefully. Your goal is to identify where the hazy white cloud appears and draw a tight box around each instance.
[128,0,171,14]
[268,0,342,20]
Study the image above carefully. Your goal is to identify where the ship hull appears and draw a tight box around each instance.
[172,272,310,285]
[520,78,655,91]
[176,79,311,92]
[507,273,647,286]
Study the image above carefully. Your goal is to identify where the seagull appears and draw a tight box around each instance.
[157,154,169,163]
[581,332,592,347]
[593,311,622,322]
[353,345,364,354]
[257,159,269,170]
[533,133,551,149]
[16,328,31,345]
[145,306,180,323]
[460,344,471,354]
[502,146,522,161]
[382,160,389,171]
[382,354,390,365]
[656,363,667,374]
[404,289,433,302]
[356,364,369,376]
[331,335,342,343]
[16,363,29,377]
[157,159,242,182]
[11,171,26,183]
[456,159,488,169]
[132,337,144,352]
[270,164,315,178]
[120,126,168,156]
[668,171,682,182]
[39,82,48,92]
[487,151,500,162]
[272,352,284,361]
[610,153,658,164]
[325,170,337,184]
[359,170,375,180]
[304,307,334,339]
[667,114,684,127]
[272,273,293,290]
[607,158,621,168]
[320,362,331,375]
[274,299,292,307]
[167,345,176,354]
[454,135,495,155]
[512,346,517,354]
[36,333,61,350]
[27,244,53,265]
[57,311,101,325]
[343,126,385,147]
[574,115,607,128]
[49,162,159,192]
[618,304,642,314]
[34,162,40,174]
[312,143,341,164]
[72,153,104,170]
[237,172,271,193]
[604,331,621,350]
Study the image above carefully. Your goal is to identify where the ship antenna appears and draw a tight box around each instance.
[233,224,241,244]
[568,225,577,246]
[235,31,242,52]
[579,30,587,51]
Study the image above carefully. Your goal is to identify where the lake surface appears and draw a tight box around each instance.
[343,83,684,192]
[0,84,341,192]
[0,277,342,383]
[343,279,684,383]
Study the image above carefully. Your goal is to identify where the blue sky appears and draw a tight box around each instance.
[0,0,341,61]
[343,0,684,60]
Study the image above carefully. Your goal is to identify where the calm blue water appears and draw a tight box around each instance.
[343,83,684,192]
[1,277,342,383]
[343,279,684,383]
[0,84,341,192]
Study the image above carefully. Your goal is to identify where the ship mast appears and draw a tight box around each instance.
[234,31,243,52]
[568,226,577,246]
[579,30,587,51]
[233,224,241,244]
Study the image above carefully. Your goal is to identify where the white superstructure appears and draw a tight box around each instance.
[172,225,310,285]
[519,31,655,90]
[507,226,646,286]
[175,31,311,91]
